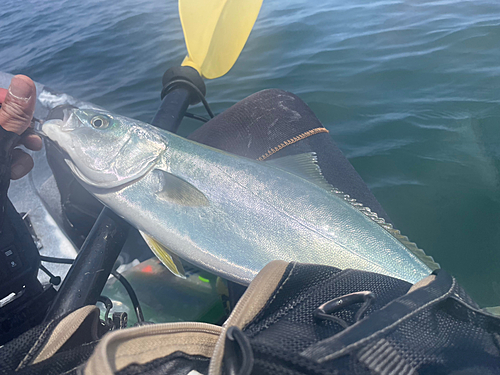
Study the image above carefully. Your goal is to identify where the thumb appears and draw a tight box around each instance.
[0,75,36,135]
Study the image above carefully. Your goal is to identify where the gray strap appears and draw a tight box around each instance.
[209,260,291,375]
[85,322,222,375]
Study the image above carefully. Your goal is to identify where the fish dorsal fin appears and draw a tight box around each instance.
[155,170,209,207]
[139,231,186,278]
[330,189,440,271]
[379,221,440,271]
[266,153,440,271]
[265,152,333,191]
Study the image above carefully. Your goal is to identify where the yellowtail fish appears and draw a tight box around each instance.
[42,108,438,285]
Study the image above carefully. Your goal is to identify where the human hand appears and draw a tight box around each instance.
[0,75,42,179]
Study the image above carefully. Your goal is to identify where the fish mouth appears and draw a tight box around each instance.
[43,104,81,132]
[46,104,78,123]
[41,104,82,157]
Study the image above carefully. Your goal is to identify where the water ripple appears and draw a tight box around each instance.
[1,0,500,305]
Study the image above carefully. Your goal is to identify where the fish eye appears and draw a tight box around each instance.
[90,115,110,129]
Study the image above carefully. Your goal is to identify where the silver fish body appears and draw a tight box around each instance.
[43,108,435,285]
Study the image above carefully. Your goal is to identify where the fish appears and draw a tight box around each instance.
[42,107,438,285]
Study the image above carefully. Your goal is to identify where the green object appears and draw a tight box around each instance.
[101,258,226,326]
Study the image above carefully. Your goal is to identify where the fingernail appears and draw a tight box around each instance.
[8,76,33,102]
[11,163,27,179]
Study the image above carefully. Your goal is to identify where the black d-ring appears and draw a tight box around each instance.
[314,291,376,328]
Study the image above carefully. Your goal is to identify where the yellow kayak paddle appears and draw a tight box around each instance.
[179,0,264,79]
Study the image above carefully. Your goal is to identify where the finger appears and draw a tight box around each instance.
[21,131,43,151]
[11,148,34,180]
[0,88,6,103]
[0,75,36,135]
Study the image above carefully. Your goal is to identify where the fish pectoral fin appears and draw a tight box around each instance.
[140,231,186,279]
[265,152,333,191]
[155,170,209,207]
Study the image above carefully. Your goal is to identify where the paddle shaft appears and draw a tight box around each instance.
[44,207,129,322]
[151,86,191,133]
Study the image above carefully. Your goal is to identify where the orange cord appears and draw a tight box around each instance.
[257,127,329,161]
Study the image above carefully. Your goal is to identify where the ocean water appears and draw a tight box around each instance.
[1,0,499,306]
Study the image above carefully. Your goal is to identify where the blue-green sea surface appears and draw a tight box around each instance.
[1,0,499,306]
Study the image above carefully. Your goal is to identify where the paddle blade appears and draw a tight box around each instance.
[179,0,263,79]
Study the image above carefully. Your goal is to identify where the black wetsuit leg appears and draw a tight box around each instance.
[188,89,392,224]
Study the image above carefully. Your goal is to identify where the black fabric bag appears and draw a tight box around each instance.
[242,263,500,375]
[2,261,500,375]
